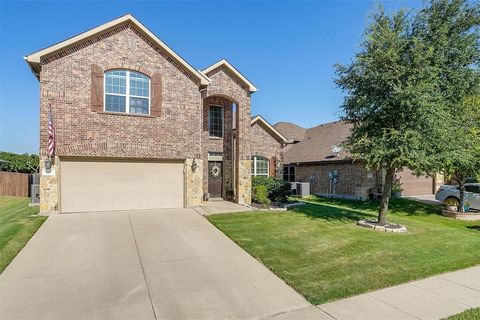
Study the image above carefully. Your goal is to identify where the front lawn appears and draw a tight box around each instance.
[0,196,46,273]
[208,197,480,304]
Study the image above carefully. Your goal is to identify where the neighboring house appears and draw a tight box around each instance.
[275,120,442,200]
[25,14,263,213]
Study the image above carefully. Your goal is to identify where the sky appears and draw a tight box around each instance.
[0,0,421,154]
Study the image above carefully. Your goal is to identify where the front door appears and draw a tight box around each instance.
[208,161,223,198]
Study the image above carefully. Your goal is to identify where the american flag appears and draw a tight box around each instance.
[47,106,55,157]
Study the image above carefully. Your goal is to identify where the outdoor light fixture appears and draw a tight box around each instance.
[45,158,52,172]
[191,158,198,173]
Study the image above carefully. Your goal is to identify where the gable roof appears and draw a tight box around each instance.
[282,120,353,164]
[202,59,258,93]
[251,115,291,143]
[24,13,210,85]
[273,122,306,142]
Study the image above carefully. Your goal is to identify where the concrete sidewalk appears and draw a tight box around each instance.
[318,266,480,320]
[194,199,252,215]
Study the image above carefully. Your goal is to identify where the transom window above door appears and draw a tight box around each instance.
[251,156,269,177]
[104,70,150,115]
[208,106,224,138]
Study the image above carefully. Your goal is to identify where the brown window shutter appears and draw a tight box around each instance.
[150,73,162,117]
[91,64,104,112]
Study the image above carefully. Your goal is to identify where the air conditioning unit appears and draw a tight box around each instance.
[291,182,310,197]
[297,182,310,197]
[290,182,298,195]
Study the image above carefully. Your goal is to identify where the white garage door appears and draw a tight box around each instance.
[61,160,184,213]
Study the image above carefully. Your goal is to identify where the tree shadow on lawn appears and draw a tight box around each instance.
[290,202,373,223]
[291,196,441,223]
[466,226,480,231]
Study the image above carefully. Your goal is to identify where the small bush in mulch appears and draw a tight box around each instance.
[252,176,291,203]
[252,185,271,206]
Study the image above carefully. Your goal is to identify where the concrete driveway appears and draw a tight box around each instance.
[0,208,331,320]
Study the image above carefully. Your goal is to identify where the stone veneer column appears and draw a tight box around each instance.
[39,156,60,214]
[235,100,252,206]
[184,158,203,207]
[237,160,252,205]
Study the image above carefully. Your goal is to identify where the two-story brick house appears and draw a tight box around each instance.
[25,14,285,214]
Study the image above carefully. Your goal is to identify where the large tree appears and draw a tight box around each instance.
[335,7,440,225]
[429,95,480,211]
[413,0,480,212]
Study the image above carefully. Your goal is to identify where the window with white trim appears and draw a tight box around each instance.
[251,156,269,176]
[208,106,223,138]
[104,70,150,115]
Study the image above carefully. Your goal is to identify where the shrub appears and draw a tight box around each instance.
[252,176,291,203]
[252,185,271,206]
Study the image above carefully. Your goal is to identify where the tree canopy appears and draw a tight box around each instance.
[335,0,480,221]
[413,0,480,211]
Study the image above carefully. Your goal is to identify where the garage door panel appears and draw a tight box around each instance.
[398,168,433,196]
[61,161,184,213]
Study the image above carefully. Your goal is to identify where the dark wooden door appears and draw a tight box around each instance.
[208,161,223,198]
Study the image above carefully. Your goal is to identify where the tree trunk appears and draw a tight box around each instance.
[459,182,466,213]
[453,174,466,213]
[378,167,395,225]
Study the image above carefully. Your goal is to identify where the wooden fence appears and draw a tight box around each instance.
[0,172,30,197]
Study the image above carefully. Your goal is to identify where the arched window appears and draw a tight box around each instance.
[251,156,269,177]
[104,70,150,115]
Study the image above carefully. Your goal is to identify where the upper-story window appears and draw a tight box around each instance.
[251,156,269,177]
[208,106,223,138]
[104,70,150,115]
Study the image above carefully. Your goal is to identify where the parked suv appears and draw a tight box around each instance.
[435,183,480,211]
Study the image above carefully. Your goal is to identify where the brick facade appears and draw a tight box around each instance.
[295,161,381,200]
[202,96,234,198]
[40,24,202,160]
[250,122,284,178]
[34,19,255,212]
[203,67,252,205]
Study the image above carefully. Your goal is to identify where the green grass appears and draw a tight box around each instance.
[0,196,46,273]
[208,196,480,305]
[446,308,480,320]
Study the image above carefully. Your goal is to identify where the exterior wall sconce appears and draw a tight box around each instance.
[45,158,52,173]
[191,158,198,173]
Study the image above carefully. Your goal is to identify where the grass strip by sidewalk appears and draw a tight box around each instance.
[446,307,480,320]
[0,196,46,273]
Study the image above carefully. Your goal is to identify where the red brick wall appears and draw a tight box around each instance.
[295,161,380,199]
[204,67,251,161]
[39,23,202,160]
[203,67,252,197]
[251,122,283,177]
[202,96,234,195]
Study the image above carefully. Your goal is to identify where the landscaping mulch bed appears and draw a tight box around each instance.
[251,201,305,211]
[357,219,407,233]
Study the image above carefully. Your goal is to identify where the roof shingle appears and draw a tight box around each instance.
[277,120,353,164]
